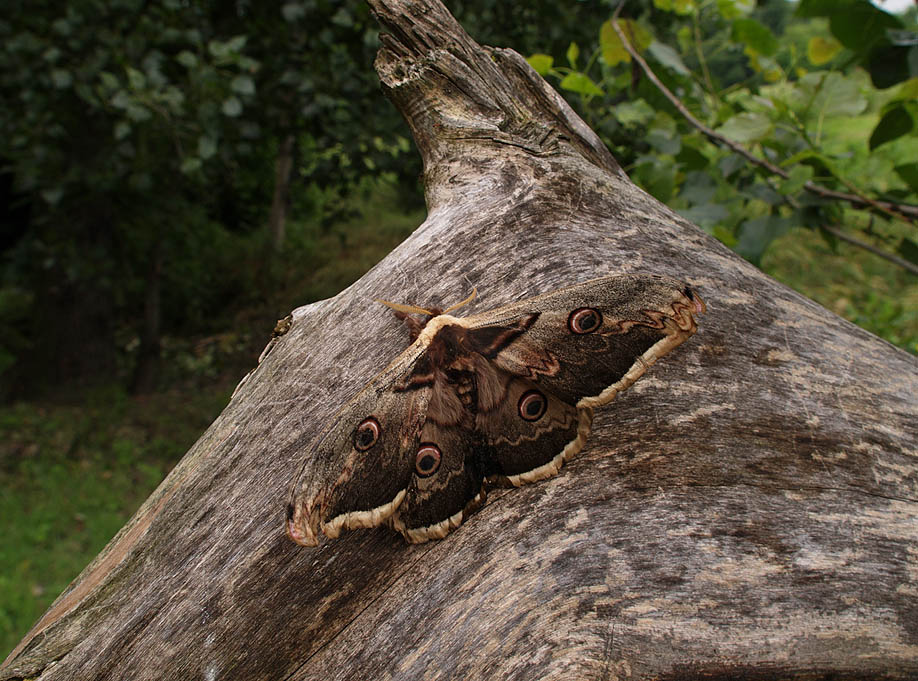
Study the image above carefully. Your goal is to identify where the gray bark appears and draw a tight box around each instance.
[3,0,916,679]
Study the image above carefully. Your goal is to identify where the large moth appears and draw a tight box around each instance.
[287,274,705,545]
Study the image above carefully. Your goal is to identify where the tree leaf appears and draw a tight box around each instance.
[894,163,918,193]
[526,54,554,75]
[180,157,202,174]
[600,21,627,65]
[282,3,306,22]
[654,0,695,15]
[50,69,72,89]
[779,165,814,194]
[114,121,131,141]
[559,72,603,96]
[566,42,580,68]
[198,136,217,160]
[898,237,918,266]
[717,0,755,19]
[717,112,773,143]
[732,18,778,57]
[176,51,198,69]
[647,42,689,75]
[126,67,146,90]
[614,100,655,126]
[797,0,901,53]
[600,20,652,66]
[807,36,842,65]
[231,75,255,95]
[735,216,792,264]
[221,96,243,117]
[678,203,729,227]
[869,105,914,149]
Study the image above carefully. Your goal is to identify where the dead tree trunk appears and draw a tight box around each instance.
[3,1,916,679]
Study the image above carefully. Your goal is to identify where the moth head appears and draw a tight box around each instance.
[375,289,478,341]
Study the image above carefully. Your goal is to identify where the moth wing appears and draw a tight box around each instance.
[462,274,703,408]
[388,358,587,544]
[286,345,431,546]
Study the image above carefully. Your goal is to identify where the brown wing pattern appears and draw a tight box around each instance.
[287,274,704,545]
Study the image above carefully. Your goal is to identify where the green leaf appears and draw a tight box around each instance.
[807,36,842,65]
[51,18,71,36]
[41,187,64,205]
[735,216,792,264]
[654,0,695,14]
[559,72,603,96]
[614,100,655,126]
[869,105,914,149]
[600,20,652,66]
[176,51,198,69]
[221,96,243,117]
[797,0,902,52]
[634,157,677,202]
[99,71,120,90]
[114,121,131,141]
[647,42,689,75]
[898,237,918,266]
[126,103,151,122]
[868,44,912,89]
[126,67,146,90]
[647,113,680,155]
[732,18,778,57]
[600,21,627,65]
[779,165,814,194]
[180,157,202,174]
[566,42,580,68]
[717,112,773,143]
[526,54,554,75]
[231,75,255,95]
[198,136,217,160]
[50,69,72,89]
[894,163,918,193]
[678,203,729,227]
[717,0,755,19]
[282,3,306,21]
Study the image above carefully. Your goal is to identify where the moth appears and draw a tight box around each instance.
[287,274,705,545]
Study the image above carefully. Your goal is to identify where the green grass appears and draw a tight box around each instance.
[763,223,918,355]
[0,384,233,659]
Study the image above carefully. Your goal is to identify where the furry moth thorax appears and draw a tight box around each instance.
[287,274,705,546]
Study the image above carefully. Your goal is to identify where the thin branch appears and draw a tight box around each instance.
[820,224,918,277]
[609,3,918,223]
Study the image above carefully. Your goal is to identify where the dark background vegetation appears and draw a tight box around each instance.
[1,0,916,658]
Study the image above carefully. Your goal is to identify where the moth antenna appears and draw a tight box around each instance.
[443,287,478,314]
[374,298,436,316]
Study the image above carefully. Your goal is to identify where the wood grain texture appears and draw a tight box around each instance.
[3,0,916,678]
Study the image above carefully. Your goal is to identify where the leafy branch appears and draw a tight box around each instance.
[609,1,918,224]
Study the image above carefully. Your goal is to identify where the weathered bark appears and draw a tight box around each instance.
[4,0,917,679]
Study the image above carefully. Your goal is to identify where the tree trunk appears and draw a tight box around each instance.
[267,134,295,252]
[130,243,163,395]
[3,1,916,679]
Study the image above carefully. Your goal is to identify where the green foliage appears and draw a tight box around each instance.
[529,0,918,352]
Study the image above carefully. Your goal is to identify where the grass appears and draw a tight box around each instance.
[0,384,232,659]
[762,223,918,354]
